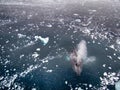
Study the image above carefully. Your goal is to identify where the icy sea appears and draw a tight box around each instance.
[0,1,120,90]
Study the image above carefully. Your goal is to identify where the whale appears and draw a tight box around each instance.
[70,40,87,75]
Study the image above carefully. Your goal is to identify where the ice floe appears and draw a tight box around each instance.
[46,69,53,73]
[20,54,24,59]
[32,88,37,90]
[0,74,18,88]
[32,52,39,58]
[116,38,120,45]
[65,81,68,84]
[34,36,49,45]
[36,48,41,51]
[100,72,120,88]
[46,24,52,28]
[78,87,83,90]
[18,33,26,38]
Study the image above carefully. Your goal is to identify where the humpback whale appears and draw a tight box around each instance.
[70,40,87,75]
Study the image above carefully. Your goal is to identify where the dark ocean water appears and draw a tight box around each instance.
[0,2,120,90]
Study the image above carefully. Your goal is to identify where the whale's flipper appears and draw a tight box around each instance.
[83,56,96,65]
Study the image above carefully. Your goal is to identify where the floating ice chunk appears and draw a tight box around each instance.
[103,72,108,76]
[65,81,68,84]
[23,41,35,48]
[41,59,48,64]
[73,30,77,33]
[43,67,47,69]
[46,69,53,73]
[109,45,115,49]
[0,76,4,80]
[46,24,52,28]
[56,65,58,67]
[18,33,26,38]
[6,40,9,44]
[73,13,79,16]
[36,48,41,51]
[32,88,36,90]
[20,54,24,59]
[27,14,32,19]
[103,64,106,67]
[105,48,108,51]
[75,19,81,22]
[84,28,91,34]
[41,37,49,45]
[34,36,49,45]
[88,9,97,12]
[115,80,120,90]
[5,60,10,64]
[20,65,40,77]
[107,55,112,59]
[108,67,112,70]
[89,84,92,88]
[0,74,18,88]
[32,52,39,58]
[78,87,83,90]
[116,38,120,45]
[100,72,119,86]
[118,57,120,60]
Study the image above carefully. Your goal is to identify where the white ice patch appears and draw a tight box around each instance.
[107,55,113,60]
[109,45,115,49]
[65,81,68,85]
[32,88,37,90]
[103,64,106,67]
[34,36,49,45]
[118,57,120,60]
[46,24,52,28]
[36,48,41,51]
[0,76,4,80]
[32,52,39,58]
[116,38,120,45]
[115,80,120,90]
[18,33,26,38]
[24,41,35,47]
[73,13,79,16]
[0,74,18,88]
[46,69,53,73]
[78,87,83,90]
[20,65,40,77]
[100,72,119,87]
[75,19,81,22]
[20,54,24,59]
